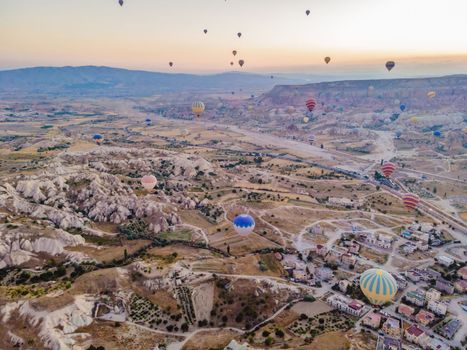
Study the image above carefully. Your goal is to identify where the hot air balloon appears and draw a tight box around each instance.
[270,75,274,79]
[141,175,157,191]
[230,62,234,66]
[192,101,205,117]
[93,134,103,145]
[169,62,173,67]
[427,91,436,99]
[306,10,310,16]
[433,130,442,138]
[395,130,402,139]
[232,50,237,56]
[203,29,208,34]
[145,118,152,126]
[118,0,123,6]
[237,32,242,38]
[400,103,406,112]
[402,193,420,210]
[360,268,398,305]
[233,214,255,236]
[308,134,315,144]
[385,61,395,71]
[238,59,245,67]
[306,98,316,112]
[381,162,396,178]
[394,99,400,106]
[324,57,331,64]
[303,116,309,123]
[368,85,375,93]
[410,116,418,124]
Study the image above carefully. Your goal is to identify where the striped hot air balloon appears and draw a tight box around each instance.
[192,101,205,117]
[360,268,398,305]
[381,162,396,178]
[402,193,420,210]
[233,214,255,236]
[305,98,316,112]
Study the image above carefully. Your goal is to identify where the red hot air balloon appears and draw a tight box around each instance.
[385,61,395,71]
[381,162,396,178]
[402,193,420,210]
[306,98,316,112]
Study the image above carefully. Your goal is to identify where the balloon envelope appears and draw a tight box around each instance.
[141,175,157,191]
[385,61,395,71]
[360,268,398,305]
[427,91,436,99]
[192,101,205,116]
[400,104,406,112]
[238,59,245,67]
[233,214,255,236]
[306,98,316,112]
[232,50,237,56]
[306,10,310,16]
[381,162,396,178]
[433,130,442,137]
[324,57,331,64]
[402,193,420,210]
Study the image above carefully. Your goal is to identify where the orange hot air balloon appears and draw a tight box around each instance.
[381,162,396,178]
[402,193,420,210]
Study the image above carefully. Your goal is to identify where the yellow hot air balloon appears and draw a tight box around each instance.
[410,116,418,124]
[247,105,254,111]
[192,101,205,117]
[303,116,309,123]
[427,91,436,99]
[360,268,398,305]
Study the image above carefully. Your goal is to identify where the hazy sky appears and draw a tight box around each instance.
[1,0,467,75]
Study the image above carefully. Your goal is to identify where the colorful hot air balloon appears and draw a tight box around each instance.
[381,162,396,178]
[400,103,406,112]
[402,193,420,210]
[360,268,398,305]
[385,61,395,71]
[306,98,316,112]
[233,214,255,236]
[306,10,310,16]
[433,130,442,138]
[141,175,157,191]
[324,57,331,64]
[232,50,237,56]
[427,91,436,99]
[93,134,103,145]
[192,101,205,117]
[145,118,152,126]
[238,59,245,67]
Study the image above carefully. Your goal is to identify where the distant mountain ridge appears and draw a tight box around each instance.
[0,66,303,97]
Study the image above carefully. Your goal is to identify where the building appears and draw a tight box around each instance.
[454,279,467,293]
[348,242,360,254]
[362,311,381,329]
[427,300,447,316]
[328,197,356,208]
[341,252,357,267]
[435,279,454,295]
[415,309,435,326]
[401,242,417,255]
[401,230,413,239]
[425,288,441,303]
[438,318,461,339]
[377,234,393,249]
[377,336,402,350]
[405,290,425,307]
[326,294,365,317]
[405,324,427,346]
[397,303,415,318]
[457,266,467,280]
[407,270,422,282]
[437,255,454,267]
[338,280,350,293]
[382,317,400,337]
[325,250,342,265]
[424,337,450,350]
[316,244,328,257]
[292,269,308,282]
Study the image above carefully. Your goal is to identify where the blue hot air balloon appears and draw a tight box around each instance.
[93,134,103,145]
[360,268,398,305]
[145,118,152,126]
[233,214,255,236]
[399,104,406,112]
[433,130,442,138]
[395,130,402,139]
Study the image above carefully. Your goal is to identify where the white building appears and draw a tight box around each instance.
[326,294,365,317]
[427,300,447,316]
[425,288,441,303]
[437,255,454,267]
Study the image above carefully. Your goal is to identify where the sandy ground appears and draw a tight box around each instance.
[192,282,214,322]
